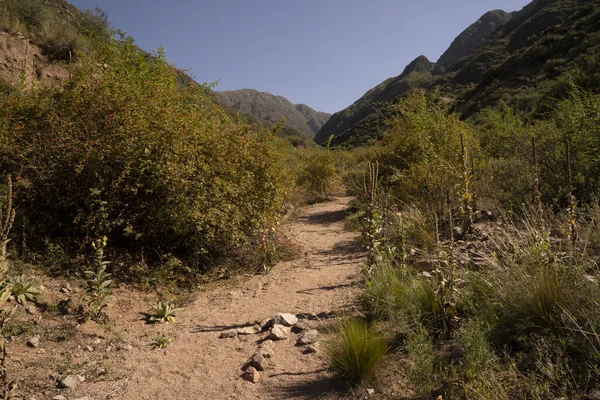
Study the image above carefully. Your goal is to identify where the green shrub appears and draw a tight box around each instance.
[0,39,288,276]
[38,17,87,62]
[409,278,446,335]
[6,274,41,305]
[455,320,497,380]
[326,318,388,383]
[405,322,435,395]
[297,139,336,203]
[3,0,46,29]
[84,237,114,319]
[148,301,183,324]
[362,256,408,320]
[372,90,478,215]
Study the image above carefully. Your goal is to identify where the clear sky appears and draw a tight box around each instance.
[68,0,531,114]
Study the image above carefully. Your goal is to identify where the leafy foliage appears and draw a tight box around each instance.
[148,301,183,324]
[6,275,40,306]
[84,237,113,318]
[151,335,172,349]
[0,38,289,276]
[297,137,336,203]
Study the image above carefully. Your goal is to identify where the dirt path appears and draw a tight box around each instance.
[85,196,365,399]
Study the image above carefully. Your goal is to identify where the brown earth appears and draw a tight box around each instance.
[8,196,366,400]
[0,31,69,88]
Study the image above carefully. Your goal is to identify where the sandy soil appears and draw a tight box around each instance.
[16,196,365,400]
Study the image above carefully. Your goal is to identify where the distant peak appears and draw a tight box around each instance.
[437,8,513,68]
[401,55,436,76]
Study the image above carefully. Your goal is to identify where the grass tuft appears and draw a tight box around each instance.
[325,318,388,384]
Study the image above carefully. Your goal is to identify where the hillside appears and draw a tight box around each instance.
[216,89,330,139]
[437,9,513,68]
[314,55,444,145]
[443,0,598,116]
[318,0,597,147]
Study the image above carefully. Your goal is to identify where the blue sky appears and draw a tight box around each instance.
[68,0,531,114]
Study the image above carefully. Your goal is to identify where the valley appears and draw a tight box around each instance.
[1,0,600,399]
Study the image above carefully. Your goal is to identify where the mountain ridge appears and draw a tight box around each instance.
[316,0,594,147]
[216,89,330,139]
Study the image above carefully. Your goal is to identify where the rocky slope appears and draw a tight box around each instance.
[216,89,330,139]
[0,31,70,89]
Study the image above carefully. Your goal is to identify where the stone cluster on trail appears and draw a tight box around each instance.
[218,312,321,383]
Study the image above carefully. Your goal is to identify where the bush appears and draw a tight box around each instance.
[454,320,497,380]
[326,318,388,383]
[297,139,336,203]
[372,90,478,215]
[0,39,288,276]
[362,256,408,320]
[3,0,46,29]
[404,322,435,395]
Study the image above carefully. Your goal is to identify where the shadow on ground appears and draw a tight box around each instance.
[296,281,363,295]
[274,373,347,399]
[190,322,257,333]
[301,209,347,226]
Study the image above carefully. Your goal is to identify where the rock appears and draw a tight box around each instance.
[297,329,319,345]
[269,324,290,341]
[273,313,298,327]
[413,258,446,272]
[57,374,85,389]
[74,397,92,400]
[457,252,473,267]
[25,305,39,315]
[586,389,600,400]
[116,343,133,351]
[219,330,237,339]
[242,366,261,383]
[258,340,275,358]
[237,325,261,335]
[367,388,375,396]
[27,336,40,348]
[586,390,600,400]
[258,318,273,331]
[550,227,568,239]
[250,352,267,371]
[53,396,67,400]
[83,345,94,352]
[304,344,319,354]
[291,321,309,333]
[452,226,463,239]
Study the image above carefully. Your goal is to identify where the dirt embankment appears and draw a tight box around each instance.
[0,31,69,88]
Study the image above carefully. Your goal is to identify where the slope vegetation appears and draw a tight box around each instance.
[216,89,330,139]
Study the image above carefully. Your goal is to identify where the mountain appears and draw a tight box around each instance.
[437,10,513,68]
[314,55,445,146]
[315,7,516,146]
[216,89,330,139]
[439,0,593,116]
[317,0,597,147]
